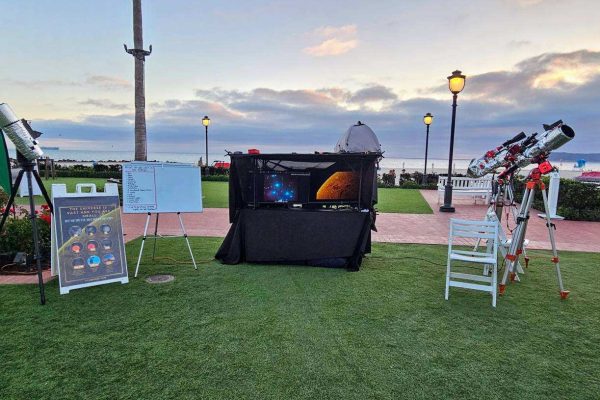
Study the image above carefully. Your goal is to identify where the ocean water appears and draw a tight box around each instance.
[36,149,599,172]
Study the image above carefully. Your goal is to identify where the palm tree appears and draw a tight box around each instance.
[124,0,152,161]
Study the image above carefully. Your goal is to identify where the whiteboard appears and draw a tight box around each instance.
[122,162,203,213]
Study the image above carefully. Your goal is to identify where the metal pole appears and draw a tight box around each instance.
[422,124,430,185]
[440,93,458,212]
[26,167,46,305]
[205,125,209,176]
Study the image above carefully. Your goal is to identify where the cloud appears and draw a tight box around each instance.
[314,25,357,37]
[509,0,544,7]
[507,40,532,48]
[2,75,131,90]
[304,24,358,57]
[430,50,600,103]
[349,85,398,104]
[34,50,600,158]
[85,75,131,90]
[304,38,358,57]
[78,98,130,110]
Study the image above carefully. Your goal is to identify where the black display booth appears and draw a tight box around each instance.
[215,153,381,270]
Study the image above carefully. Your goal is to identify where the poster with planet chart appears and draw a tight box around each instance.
[53,195,128,294]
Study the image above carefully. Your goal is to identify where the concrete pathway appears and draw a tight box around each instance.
[3,190,599,285]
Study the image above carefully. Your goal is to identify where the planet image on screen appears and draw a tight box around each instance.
[316,171,359,200]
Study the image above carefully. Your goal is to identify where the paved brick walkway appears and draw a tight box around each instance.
[373,190,600,253]
[3,190,598,285]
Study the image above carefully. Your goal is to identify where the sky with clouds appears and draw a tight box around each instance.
[1,0,599,160]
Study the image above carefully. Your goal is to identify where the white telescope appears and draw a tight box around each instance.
[0,103,44,161]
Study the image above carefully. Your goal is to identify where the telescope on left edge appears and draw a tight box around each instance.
[0,103,44,161]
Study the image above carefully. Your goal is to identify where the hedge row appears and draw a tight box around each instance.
[512,177,600,222]
[39,164,230,181]
[378,171,457,190]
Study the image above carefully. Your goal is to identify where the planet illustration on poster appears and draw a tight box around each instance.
[101,239,112,250]
[316,171,359,200]
[87,255,101,268]
[69,226,82,237]
[72,258,85,270]
[103,253,116,266]
[87,241,98,252]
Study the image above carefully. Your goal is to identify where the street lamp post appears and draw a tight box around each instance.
[440,70,466,213]
[422,113,433,185]
[202,115,210,176]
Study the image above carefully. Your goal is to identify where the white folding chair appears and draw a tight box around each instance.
[445,218,500,307]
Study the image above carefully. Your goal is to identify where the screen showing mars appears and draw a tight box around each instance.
[315,171,359,200]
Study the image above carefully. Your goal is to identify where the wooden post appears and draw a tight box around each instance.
[124,0,152,162]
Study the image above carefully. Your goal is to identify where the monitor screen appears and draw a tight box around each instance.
[263,173,299,202]
[313,171,360,201]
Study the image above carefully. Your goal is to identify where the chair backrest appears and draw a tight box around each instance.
[438,176,492,190]
[448,218,499,256]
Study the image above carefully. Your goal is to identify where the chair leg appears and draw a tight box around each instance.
[445,260,451,300]
[492,262,498,308]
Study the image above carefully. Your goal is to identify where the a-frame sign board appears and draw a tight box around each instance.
[51,183,128,294]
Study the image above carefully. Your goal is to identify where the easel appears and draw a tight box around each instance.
[0,151,53,305]
[499,162,569,299]
[134,212,197,277]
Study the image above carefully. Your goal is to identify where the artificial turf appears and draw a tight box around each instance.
[1,238,598,399]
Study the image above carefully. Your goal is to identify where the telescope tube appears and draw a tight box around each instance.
[0,103,44,161]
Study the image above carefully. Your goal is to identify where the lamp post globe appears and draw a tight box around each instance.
[422,113,433,185]
[440,70,466,213]
[202,116,210,176]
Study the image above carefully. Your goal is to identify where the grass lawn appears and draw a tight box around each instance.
[1,239,598,399]
[376,188,433,214]
[9,178,433,214]
[202,181,229,208]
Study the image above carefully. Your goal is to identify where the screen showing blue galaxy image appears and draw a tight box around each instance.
[263,174,298,202]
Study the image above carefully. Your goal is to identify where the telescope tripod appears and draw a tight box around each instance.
[0,158,53,305]
[499,169,569,299]
[476,179,527,277]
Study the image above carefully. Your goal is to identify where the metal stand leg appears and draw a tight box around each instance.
[0,170,24,231]
[152,213,160,260]
[134,212,152,278]
[26,168,46,305]
[507,184,527,272]
[177,212,197,270]
[500,186,535,293]
[540,189,569,299]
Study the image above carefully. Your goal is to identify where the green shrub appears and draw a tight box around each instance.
[0,187,8,209]
[202,175,229,182]
[513,177,600,222]
[0,208,51,257]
